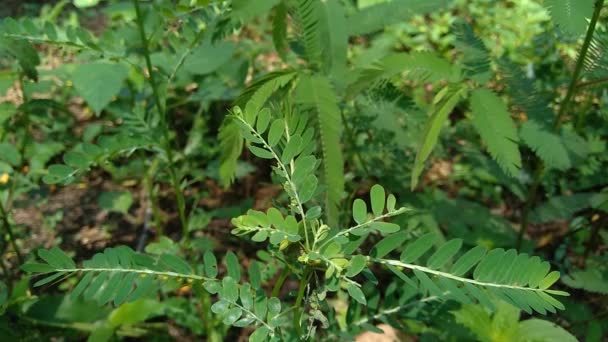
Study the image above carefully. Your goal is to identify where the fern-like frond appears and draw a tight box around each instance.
[454,22,493,84]
[318,0,348,78]
[519,120,571,170]
[43,132,160,185]
[349,52,462,97]
[22,247,207,306]
[498,59,555,126]
[581,30,608,85]
[470,89,522,177]
[230,105,318,246]
[272,2,289,60]
[0,17,124,57]
[293,0,324,69]
[545,0,594,37]
[23,248,283,337]
[316,187,565,316]
[218,119,245,187]
[295,75,344,227]
[219,71,297,186]
[346,0,449,36]
[366,233,567,315]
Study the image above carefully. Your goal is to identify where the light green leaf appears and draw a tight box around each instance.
[400,233,437,263]
[268,297,281,315]
[222,277,239,303]
[248,145,274,159]
[225,251,241,282]
[72,62,128,115]
[267,119,285,146]
[183,41,236,75]
[0,143,21,166]
[281,135,303,164]
[539,271,561,290]
[256,108,272,133]
[222,307,243,325]
[451,245,486,277]
[352,199,367,224]
[73,0,100,8]
[346,283,366,305]
[249,326,270,342]
[427,239,462,270]
[371,233,407,259]
[204,251,218,278]
[370,184,385,217]
[518,319,578,342]
[346,255,367,277]
[98,192,133,214]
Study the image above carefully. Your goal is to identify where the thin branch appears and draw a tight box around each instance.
[318,207,411,250]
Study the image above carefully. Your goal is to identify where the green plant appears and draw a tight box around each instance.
[1,0,607,340]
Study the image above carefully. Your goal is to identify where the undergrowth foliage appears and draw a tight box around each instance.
[1,0,607,340]
[23,97,567,340]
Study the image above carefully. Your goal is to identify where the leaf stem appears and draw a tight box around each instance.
[318,207,410,250]
[372,258,560,293]
[132,0,189,239]
[54,267,213,282]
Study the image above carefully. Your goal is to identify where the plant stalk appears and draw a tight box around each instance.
[293,268,311,337]
[0,200,23,265]
[271,266,290,298]
[132,0,189,239]
[518,0,604,250]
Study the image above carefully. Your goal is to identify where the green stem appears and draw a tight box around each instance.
[271,266,290,298]
[553,0,605,130]
[0,200,23,265]
[132,0,188,239]
[293,268,311,337]
[518,0,604,250]
[517,164,543,250]
[200,291,214,339]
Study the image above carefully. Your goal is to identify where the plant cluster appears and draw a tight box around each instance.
[0,0,606,341]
